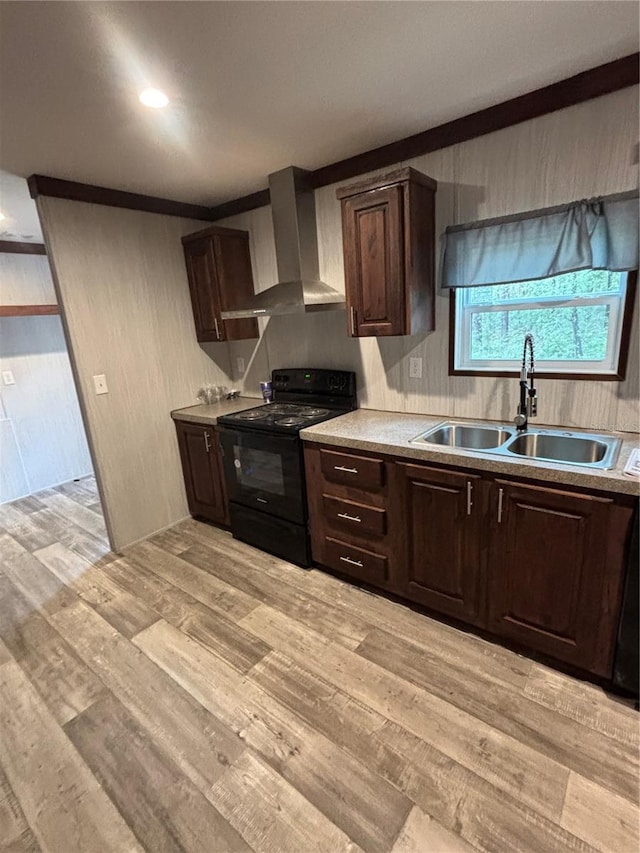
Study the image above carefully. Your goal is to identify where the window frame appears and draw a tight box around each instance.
[448,270,637,381]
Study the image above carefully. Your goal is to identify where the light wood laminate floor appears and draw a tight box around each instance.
[0,478,638,853]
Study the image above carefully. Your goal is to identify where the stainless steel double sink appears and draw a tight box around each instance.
[410,421,621,469]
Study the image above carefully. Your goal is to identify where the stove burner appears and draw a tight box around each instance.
[236,410,270,420]
[266,404,300,414]
[275,417,308,427]
[302,408,330,417]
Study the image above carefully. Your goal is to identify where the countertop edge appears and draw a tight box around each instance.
[171,397,262,425]
[300,413,640,497]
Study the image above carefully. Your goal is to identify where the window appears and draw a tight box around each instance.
[451,270,636,378]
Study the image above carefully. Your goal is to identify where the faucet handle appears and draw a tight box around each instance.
[514,412,527,429]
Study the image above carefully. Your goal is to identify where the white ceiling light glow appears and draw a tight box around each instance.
[139,88,169,109]
[0,212,5,221]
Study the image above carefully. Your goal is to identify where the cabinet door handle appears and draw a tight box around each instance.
[497,487,504,523]
[214,317,221,340]
[350,306,357,336]
[337,512,361,523]
[466,481,473,516]
[204,432,212,452]
[334,465,358,474]
[340,556,364,568]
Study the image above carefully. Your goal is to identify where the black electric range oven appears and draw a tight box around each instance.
[217,368,357,566]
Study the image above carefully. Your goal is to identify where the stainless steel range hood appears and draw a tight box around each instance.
[220,166,346,319]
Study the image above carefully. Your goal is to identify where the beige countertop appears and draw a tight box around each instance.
[171,397,262,425]
[301,409,640,497]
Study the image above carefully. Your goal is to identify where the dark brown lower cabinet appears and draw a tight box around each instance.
[487,479,631,677]
[305,441,636,680]
[394,463,484,625]
[175,421,229,526]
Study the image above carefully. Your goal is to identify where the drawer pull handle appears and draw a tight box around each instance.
[334,465,358,474]
[466,481,473,516]
[337,512,361,523]
[497,487,504,523]
[340,556,364,568]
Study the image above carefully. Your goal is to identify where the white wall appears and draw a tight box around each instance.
[0,253,92,503]
[222,87,640,433]
[36,200,233,550]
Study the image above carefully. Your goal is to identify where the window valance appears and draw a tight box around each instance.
[441,190,639,289]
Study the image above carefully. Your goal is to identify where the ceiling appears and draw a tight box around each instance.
[0,1,638,238]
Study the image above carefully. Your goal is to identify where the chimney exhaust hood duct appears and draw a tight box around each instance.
[220,166,346,320]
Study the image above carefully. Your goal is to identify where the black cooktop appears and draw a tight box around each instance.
[217,368,357,434]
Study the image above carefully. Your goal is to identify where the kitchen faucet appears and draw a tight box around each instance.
[513,333,537,431]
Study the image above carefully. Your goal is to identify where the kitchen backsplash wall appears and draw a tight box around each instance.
[36,200,233,549]
[222,87,639,433]
[0,252,92,502]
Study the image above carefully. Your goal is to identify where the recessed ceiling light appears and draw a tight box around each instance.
[139,88,169,109]
[0,212,5,221]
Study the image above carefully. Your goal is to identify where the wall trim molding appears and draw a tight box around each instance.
[0,240,47,255]
[27,53,639,222]
[28,175,217,222]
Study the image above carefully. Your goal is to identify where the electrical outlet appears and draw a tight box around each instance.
[236,357,246,376]
[409,357,423,379]
[93,374,108,395]
[2,370,15,386]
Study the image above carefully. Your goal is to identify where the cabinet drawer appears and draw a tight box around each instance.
[324,536,388,585]
[320,449,384,490]
[322,494,386,537]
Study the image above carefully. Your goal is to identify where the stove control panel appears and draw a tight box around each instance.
[272,368,356,399]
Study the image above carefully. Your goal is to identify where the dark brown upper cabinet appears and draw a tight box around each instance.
[182,225,259,342]
[336,168,437,337]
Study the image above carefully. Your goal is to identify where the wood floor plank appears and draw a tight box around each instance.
[134,619,412,853]
[0,762,34,851]
[0,504,57,553]
[249,649,596,853]
[561,772,640,852]
[49,599,244,795]
[33,543,159,639]
[357,627,639,803]
[29,507,112,567]
[0,575,106,725]
[65,693,251,853]
[147,525,196,555]
[378,722,597,853]
[37,490,107,539]
[391,805,478,853]
[105,557,270,672]
[5,496,46,515]
[525,663,639,748]
[0,659,142,853]
[239,603,570,822]
[180,540,370,649]
[53,480,101,508]
[0,534,77,616]
[124,539,259,621]
[179,519,531,678]
[209,751,362,853]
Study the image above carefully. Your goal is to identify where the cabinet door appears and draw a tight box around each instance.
[488,480,614,674]
[212,232,259,341]
[184,237,225,342]
[342,185,405,336]
[175,422,228,526]
[394,463,484,624]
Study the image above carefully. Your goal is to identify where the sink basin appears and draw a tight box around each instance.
[506,433,619,467]
[410,420,621,469]
[413,422,514,450]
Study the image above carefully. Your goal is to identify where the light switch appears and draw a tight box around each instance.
[93,374,108,395]
[409,357,423,379]
[236,357,246,376]
[2,370,15,386]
